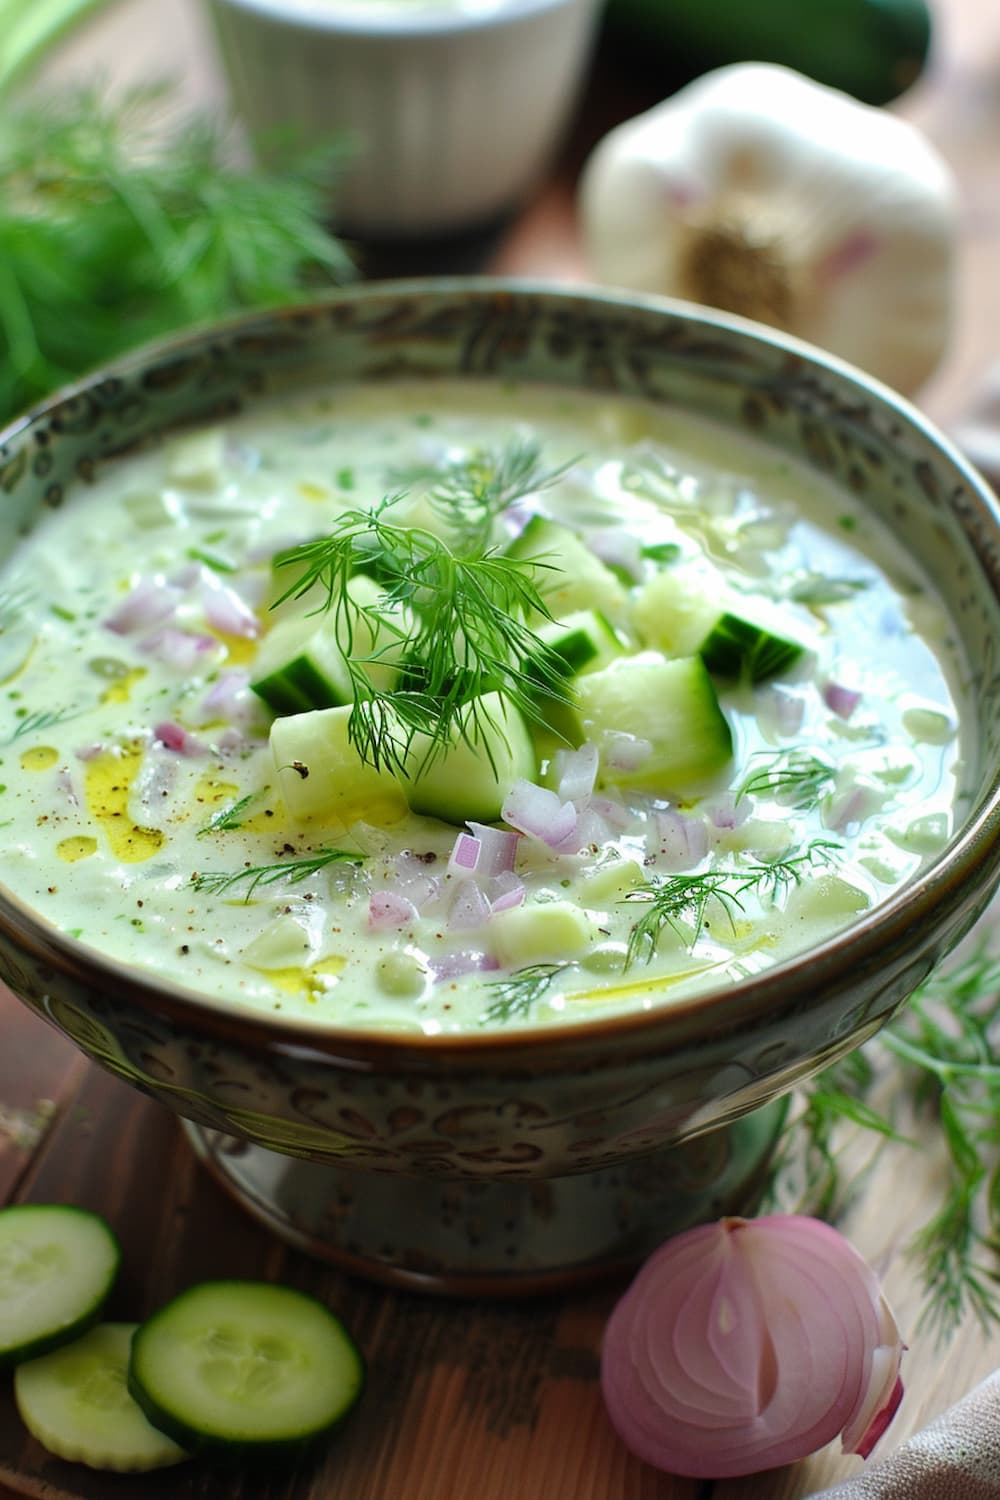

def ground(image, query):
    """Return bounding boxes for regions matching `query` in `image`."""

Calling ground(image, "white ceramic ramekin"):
[203,0,602,240]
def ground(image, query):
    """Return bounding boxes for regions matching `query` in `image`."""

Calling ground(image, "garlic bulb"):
[578,63,958,394]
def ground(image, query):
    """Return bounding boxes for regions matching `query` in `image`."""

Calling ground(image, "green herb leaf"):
[478,963,564,1025]
[190,846,364,901]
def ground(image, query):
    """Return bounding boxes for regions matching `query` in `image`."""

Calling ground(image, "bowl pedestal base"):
[183,1098,786,1297]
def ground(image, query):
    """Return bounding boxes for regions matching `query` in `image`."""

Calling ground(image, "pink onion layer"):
[601,1214,904,1479]
[501,779,578,851]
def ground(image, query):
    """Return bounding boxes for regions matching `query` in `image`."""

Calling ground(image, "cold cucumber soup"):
[0,381,966,1034]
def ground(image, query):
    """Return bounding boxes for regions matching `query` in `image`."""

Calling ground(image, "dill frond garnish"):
[478,963,565,1025]
[737,748,837,810]
[270,495,569,773]
[4,707,79,743]
[405,438,572,554]
[623,839,842,967]
[190,846,364,901]
[196,792,260,837]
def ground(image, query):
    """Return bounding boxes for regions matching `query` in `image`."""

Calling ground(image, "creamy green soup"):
[0,382,965,1033]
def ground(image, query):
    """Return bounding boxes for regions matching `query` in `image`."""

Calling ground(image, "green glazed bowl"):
[1,280,999,1294]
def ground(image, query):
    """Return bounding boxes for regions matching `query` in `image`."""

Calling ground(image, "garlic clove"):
[578,63,959,395]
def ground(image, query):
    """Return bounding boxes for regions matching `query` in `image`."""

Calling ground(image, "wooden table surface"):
[3,0,1000,1495]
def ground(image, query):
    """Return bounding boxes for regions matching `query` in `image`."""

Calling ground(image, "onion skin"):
[600,1214,905,1479]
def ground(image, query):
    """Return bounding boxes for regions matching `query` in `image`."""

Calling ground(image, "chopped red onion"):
[591,793,633,832]
[489,872,526,912]
[501,779,578,851]
[447,879,493,930]
[823,780,882,834]
[429,950,501,982]
[554,742,599,804]
[200,669,252,723]
[368,891,419,930]
[140,628,219,673]
[153,721,206,756]
[823,679,862,719]
[200,572,260,639]
[756,683,806,739]
[74,742,106,762]
[654,808,709,869]
[104,578,183,635]
[573,807,615,848]
[392,873,440,911]
[602,731,654,772]
[55,766,79,806]
[448,832,482,876]
[465,822,521,876]
[705,792,751,831]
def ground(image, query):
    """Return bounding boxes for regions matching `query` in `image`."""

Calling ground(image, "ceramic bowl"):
[203,0,602,240]
[2,281,1000,1294]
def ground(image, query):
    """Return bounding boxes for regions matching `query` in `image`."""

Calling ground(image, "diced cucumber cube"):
[400,692,536,825]
[507,516,626,620]
[700,612,804,682]
[271,706,406,826]
[164,429,226,489]
[576,653,732,792]
[631,564,727,656]
[490,901,598,966]
[530,610,627,680]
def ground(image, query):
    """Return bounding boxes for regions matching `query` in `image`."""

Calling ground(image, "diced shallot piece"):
[200,669,253,723]
[602,731,654,772]
[823,679,862,719]
[104,578,183,635]
[429,951,501,982]
[448,880,493,930]
[153,721,206,756]
[368,891,419,930]
[655,808,709,869]
[465,822,521,876]
[501,780,578,851]
[448,833,482,876]
[200,571,260,639]
[756,682,806,739]
[139,628,219,672]
[489,872,526,912]
[554,742,600,805]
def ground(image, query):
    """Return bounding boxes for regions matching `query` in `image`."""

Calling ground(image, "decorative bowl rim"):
[2,276,1000,1066]
[204,0,594,42]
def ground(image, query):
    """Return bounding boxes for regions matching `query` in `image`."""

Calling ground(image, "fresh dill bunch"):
[478,963,564,1025]
[190,846,364,901]
[766,942,1000,1344]
[403,438,572,555]
[271,496,568,772]
[737,748,837,811]
[0,84,355,422]
[623,839,842,967]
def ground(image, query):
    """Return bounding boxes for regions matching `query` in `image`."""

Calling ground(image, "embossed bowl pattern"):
[2,280,1000,1186]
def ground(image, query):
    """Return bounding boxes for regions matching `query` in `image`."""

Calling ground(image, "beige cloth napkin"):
[808,1370,1000,1497]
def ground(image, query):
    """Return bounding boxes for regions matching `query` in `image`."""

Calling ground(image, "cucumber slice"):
[529,609,627,680]
[0,1204,121,1369]
[507,516,626,620]
[128,1281,364,1458]
[576,653,733,791]
[699,611,804,682]
[270,704,407,826]
[400,692,537,824]
[14,1323,189,1472]
[252,575,409,714]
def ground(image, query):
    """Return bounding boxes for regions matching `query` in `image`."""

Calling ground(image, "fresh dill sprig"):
[0,84,354,422]
[196,792,259,837]
[401,438,572,554]
[270,496,568,772]
[190,846,364,901]
[4,707,79,743]
[623,840,842,967]
[767,943,1000,1344]
[478,963,564,1025]
[737,748,837,811]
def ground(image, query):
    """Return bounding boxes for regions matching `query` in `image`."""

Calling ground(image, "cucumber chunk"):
[128,1281,365,1459]
[15,1323,189,1472]
[699,610,804,682]
[252,575,409,714]
[271,704,407,827]
[0,1204,121,1369]
[400,692,537,824]
[576,653,733,791]
[529,609,627,679]
[507,515,626,620]
[631,565,804,681]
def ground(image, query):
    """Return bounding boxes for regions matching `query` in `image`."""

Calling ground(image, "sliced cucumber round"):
[0,1203,121,1368]
[128,1280,365,1458]
[15,1322,190,1472]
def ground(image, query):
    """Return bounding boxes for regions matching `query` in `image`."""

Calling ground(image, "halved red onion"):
[602,731,653,773]
[501,779,578,851]
[654,808,709,869]
[601,1214,904,1480]
[823,679,863,720]
[465,822,520,877]
[104,578,183,635]
[368,891,419,930]
[153,721,206,756]
[554,742,599,805]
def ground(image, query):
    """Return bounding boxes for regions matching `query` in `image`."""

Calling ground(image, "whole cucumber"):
[600,0,932,105]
